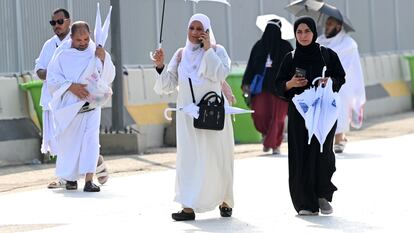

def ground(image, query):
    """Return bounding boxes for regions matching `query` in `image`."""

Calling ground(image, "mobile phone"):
[295,67,306,78]
[200,29,209,48]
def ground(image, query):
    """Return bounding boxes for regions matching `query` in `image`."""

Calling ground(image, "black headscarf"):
[293,17,320,63]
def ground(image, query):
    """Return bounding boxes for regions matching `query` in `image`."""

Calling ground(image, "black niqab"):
[242,19,293,94]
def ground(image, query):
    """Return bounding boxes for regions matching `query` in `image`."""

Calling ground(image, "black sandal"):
[219,206,232,217]
[65,181,77,190]
[83,181,100,192]
[171,210,195,221]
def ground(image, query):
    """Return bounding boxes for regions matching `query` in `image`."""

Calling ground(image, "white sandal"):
[96,155,109,185]
[47,179,66,189]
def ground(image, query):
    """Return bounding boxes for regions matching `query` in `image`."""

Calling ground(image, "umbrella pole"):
[159,0,166,47]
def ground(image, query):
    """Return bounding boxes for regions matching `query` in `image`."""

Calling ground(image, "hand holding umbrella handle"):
[151,46,165,69]
[150,43,163,62]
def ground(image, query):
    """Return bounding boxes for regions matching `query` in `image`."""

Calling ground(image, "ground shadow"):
[335,153,382,160]
[182,217,261,233]
[296,215,380,232]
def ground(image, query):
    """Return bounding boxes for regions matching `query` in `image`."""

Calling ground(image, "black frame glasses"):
[49,18,68,26]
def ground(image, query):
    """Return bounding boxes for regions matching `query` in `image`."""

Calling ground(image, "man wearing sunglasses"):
[34,8,71,189]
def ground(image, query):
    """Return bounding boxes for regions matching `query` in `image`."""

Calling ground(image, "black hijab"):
[293,17,320,63]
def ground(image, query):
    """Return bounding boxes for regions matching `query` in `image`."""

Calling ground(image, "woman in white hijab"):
[152,13,234,221]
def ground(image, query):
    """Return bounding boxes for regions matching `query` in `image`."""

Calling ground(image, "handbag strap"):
[188,78,196,104]
[188,77,224,105]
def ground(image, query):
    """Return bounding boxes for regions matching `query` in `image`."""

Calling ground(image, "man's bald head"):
[70,21,90,51]
[71,21,90,36]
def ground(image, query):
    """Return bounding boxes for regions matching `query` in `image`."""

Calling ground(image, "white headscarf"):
[178,13,216,86]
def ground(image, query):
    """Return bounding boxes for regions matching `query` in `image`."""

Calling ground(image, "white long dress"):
[154,45,235,213]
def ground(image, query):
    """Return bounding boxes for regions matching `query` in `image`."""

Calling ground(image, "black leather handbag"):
[188,78,225,131]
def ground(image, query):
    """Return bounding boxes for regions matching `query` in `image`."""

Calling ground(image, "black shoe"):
[219,206,232,217]
[83,181,100,192]
[65,181,77,190]
[171,210,195,221]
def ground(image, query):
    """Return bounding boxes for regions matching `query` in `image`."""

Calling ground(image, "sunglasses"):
[49,18,68,26]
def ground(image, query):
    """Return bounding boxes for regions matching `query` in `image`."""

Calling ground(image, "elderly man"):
[317,16,366,153]
[35,8,71,189]
[47,21,115,192]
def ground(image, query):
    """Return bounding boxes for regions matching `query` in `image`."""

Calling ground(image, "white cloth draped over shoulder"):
[47,39,115,136]
[154,13,234,213]
[317,30,366,132]
[35,34,70,154]
[46,39,115,181]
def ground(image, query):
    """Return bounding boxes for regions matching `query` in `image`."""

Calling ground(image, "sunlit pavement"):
[0,134,413,233]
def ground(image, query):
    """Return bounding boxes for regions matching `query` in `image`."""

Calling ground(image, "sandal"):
[65,181,78,190]
[96,155,109,185]
[219,205,232,217]
[334,140,347,153]
[47,179,66,189]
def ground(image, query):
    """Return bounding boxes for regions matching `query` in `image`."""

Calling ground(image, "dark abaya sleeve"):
[242,42,260,87]
[275,52,295,100]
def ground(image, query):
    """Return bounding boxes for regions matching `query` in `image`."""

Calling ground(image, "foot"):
[171,210,195,221]
[219,205,232,217]
[96,155,109,185]
[318,198,333,215]
[47,179,66,189]
[83,181,100,192]
[334,135,347,153]
[272,147,281,155]
[263,146,270,153]
[334,142,345,153]
[298,210,319,216]
[65,181,77,190]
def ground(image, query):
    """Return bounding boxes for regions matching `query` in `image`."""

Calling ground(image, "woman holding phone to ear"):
[275,17,345,216]
[152,13,234,221]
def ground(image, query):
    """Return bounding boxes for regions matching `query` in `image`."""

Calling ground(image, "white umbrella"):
[163,104,253,121]
[186,0,230,6]
[256,14,295,40]
[293,66,341,152]
[224,106,254,115]
[292,86,321,144]
[164,103,200,121]
[313,78,340,152]
[94,3,112,47]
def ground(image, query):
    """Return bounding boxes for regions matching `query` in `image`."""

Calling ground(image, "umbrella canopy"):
[314,78,340,152]
[186,0,230,6]
[292,87,322,144]
[256,14,295,40]
[285,0,355,32]
[94,3,112,47]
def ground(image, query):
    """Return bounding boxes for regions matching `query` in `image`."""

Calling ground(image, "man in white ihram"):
[35,8,71,189]
[47,21,115,192]
[317,16,366,153]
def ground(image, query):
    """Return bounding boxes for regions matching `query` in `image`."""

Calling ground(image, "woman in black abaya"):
[275,17,345,215]
[242,19,293,154]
